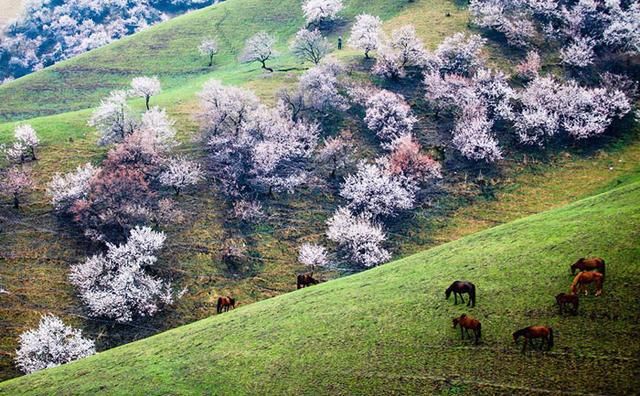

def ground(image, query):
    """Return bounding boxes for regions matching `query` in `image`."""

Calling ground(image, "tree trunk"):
[13,194,19,209]
[145,96,150,111]
[31,146,37,161]
[209,54,214,67]
[261,60,274,73]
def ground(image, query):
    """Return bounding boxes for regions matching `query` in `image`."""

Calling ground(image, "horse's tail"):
[547,327,554,349]
[470,285,476,307]
[216,297,222,313]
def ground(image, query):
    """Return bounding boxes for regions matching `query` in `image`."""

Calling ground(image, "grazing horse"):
[513,326,554,352]
[571,271,604,296]
[297,273,319,289]
[216,296,236,314]
[452,314,482,344]
[445,281,476,307]
[555,293,579,315]
[571,257,605,278]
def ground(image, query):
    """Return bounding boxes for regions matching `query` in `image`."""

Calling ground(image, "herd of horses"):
[212,273,321,314]
[446,257,605,351]
[214,257,605,353]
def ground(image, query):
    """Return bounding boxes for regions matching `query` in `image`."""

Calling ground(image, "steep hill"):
[1,175,638,395]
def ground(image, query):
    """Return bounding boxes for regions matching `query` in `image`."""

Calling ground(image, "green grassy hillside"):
[1,176,638,395]
[0,0,467,122]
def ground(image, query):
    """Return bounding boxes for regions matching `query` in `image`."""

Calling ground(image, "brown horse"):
[555,293,579,315]
[571,271,604,296]
[452,314,482,344]
[216,296,236,314]
[297,273,319,289]
[571,257,605,278]
[445,281,476,307]
[513,326,554,352]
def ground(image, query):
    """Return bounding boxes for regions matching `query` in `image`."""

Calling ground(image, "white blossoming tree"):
[340,162,416,218]
[0,166,34,209]
[326,207,390,267]
[198,79,260,139]
[291,28,331,65]
[560,37,595,68]
[139,107,177,151]
[47,163,100,211]
[373,25,428,79]
[298,243,329,272]
[69,226,175,323]
[302,0,344,27]
[130,76,161,110]
[6,124,40,162]
[198,37,218,67]
[240,32,278,72]
[160,157,204,196]
[89,90,138,146]
[436,32,486,76]
[15,314,95,374]
[316,133,356,178]
[364,90,417,149]
[249,107,320,194]
[348,14,383,59]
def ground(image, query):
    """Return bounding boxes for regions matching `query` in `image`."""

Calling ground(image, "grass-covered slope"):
[2,177,638,395]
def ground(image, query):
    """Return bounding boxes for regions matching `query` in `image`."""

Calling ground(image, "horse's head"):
[452,318,459,328]
[570,258,584,274]
[512,330,521,342]
[445,287,451,300]
[311,277,320,285]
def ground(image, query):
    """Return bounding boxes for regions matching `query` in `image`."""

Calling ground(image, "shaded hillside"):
[1,175,639,395]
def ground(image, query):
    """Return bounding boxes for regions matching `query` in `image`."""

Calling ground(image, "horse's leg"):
[460,293,465,304]
[522,338,528,353]
[454,293,458,305]
[460,326,465,340]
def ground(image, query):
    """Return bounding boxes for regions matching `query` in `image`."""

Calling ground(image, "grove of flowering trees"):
[15,315,95,374]
[469,0,640,60]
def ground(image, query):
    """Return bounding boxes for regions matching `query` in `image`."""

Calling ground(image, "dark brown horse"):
[513,326,554,352]
[571,257,605,278]
[571,271,604,296]
[452,314,482,344]
[555,293,579,315]
[297,273,319,289]
[216,296,236,314]
[445,281,476,307]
